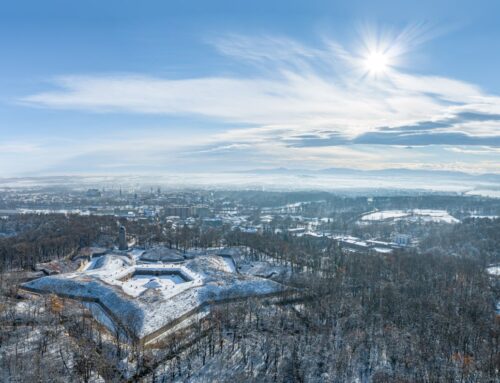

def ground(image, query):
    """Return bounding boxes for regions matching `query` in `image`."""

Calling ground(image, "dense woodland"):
[0,214,114,271]
[421,218,500,264]
[0,214,215,272]
[1,195,500,382]
[178,251,499,382]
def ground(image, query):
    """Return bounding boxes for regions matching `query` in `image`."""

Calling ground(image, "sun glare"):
[364,51,389,74]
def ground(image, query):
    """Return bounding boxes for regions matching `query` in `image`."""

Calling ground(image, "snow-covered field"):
[360,209,459,223]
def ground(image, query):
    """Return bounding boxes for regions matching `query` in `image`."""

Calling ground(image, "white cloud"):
[23,43,500,137]
[210,34,320,67]
[0,142,42,153]
[446,146,500,154]
[16,31,500,174]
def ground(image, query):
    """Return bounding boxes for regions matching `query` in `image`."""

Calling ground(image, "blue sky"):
[1,0,500,176]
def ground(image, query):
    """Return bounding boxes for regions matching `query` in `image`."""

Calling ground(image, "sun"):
[364,51,390,74]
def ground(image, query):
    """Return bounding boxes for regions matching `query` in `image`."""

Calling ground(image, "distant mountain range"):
[238,167,500,182]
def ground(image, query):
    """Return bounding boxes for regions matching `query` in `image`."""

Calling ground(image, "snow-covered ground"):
[372,247,393,254]
[220,256,237,273]
[238,261,290,279]
[360,209,459,223]
[486,266,500,276]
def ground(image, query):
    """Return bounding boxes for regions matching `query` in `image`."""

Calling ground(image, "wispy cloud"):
[18,29,500,174]
[446,146,500,154]
[210,34,320,69]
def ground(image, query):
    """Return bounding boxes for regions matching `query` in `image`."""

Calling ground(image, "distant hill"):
[240,167,500,182]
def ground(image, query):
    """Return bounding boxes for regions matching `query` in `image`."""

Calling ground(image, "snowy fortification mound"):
[22,247,288,343]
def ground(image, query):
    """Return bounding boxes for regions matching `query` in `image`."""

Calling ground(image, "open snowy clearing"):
[360,209,460,223]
